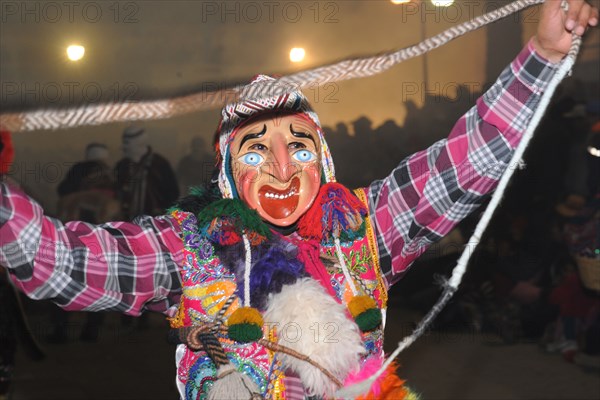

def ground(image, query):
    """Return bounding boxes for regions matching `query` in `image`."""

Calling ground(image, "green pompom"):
[228,323,263,343]
[354,308,382,332]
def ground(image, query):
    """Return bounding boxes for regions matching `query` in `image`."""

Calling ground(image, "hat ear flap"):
[219,146,238,199]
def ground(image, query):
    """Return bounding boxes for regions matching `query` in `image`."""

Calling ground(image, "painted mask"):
[230,113,322,226]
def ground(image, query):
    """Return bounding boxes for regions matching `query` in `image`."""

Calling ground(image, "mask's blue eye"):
[240,152,264,166]
[292,150,316,163]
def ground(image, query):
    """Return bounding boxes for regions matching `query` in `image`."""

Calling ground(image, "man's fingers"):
[565,0,585,31]
[575,4,592,35]
[589,6,599,26]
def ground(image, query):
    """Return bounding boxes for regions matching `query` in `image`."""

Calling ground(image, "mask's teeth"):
[265,188,298,199]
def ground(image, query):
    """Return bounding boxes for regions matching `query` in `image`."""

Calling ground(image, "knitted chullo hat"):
[217,75,336,199]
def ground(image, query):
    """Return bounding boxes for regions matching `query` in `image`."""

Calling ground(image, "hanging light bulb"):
[66,45,85,61]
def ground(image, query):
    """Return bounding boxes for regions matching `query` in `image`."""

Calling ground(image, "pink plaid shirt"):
[1,40,557,316]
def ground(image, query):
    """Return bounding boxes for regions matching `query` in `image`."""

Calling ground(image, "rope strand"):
[0,0,545,133]
[242,234,252,307]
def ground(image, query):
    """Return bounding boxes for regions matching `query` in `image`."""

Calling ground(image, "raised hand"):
[533,0,599,62]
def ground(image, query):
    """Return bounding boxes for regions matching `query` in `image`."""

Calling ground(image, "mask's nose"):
[269,136,296,183]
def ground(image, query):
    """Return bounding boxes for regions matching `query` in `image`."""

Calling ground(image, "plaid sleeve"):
[367,39,558,287]
[0,181,184,315]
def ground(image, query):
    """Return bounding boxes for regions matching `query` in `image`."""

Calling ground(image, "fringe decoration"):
[263,278,365,398]
[196,198,271,246]
[298,183,367,243]
[249,246,305,309]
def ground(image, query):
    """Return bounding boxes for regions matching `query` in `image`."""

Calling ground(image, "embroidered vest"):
[169,196,388,399]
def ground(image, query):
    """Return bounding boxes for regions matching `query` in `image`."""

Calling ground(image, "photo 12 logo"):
[199,1,339,24]
[1,81,139,104]
[401,81,482,104]
[399,1,525,24]
[1,1,140,23]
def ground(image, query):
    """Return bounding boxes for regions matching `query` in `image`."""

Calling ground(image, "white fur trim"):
[263,278,365,398]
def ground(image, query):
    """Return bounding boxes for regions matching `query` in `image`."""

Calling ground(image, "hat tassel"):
[208,364,262,400]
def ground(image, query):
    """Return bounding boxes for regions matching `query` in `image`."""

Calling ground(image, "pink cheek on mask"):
[234,167,260,201]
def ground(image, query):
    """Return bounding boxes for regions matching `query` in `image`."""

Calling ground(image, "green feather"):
[197,199,271,239]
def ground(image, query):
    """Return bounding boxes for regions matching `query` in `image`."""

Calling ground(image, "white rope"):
[242,234,252,308]
[336,32,582,399]
[334,237,359,296]
[0,0,545,132]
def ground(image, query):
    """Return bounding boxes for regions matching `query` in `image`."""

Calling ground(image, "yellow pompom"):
[348,295,377,318]
[227,306,264,326]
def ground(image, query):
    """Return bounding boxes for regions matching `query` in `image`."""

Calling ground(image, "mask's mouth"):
[258,177,300,219]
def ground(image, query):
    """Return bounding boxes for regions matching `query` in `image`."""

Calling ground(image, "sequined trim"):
[354,188,388,307]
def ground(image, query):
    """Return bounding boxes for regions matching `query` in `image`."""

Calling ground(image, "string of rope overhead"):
[0,0,546,133]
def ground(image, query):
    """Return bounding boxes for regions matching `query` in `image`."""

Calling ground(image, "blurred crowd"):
[394,95,600,372]
[0,126,213,398]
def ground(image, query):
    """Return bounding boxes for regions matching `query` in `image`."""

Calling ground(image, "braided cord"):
[198,332,231,367]
[213,293,238,333]
[242,234,252,307]
[1,0,544,133]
